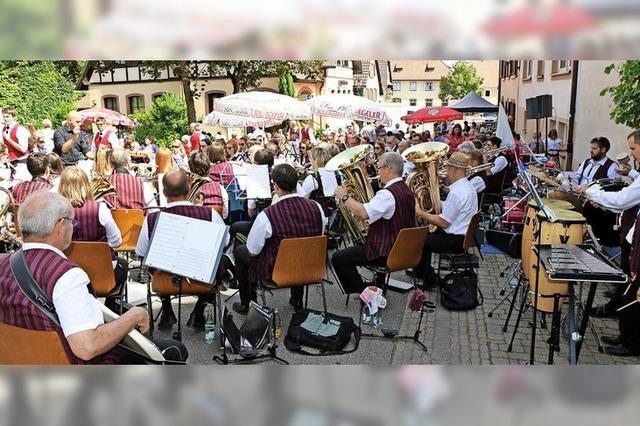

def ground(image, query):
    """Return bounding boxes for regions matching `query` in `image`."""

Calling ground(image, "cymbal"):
[527,166,560,187]
[528,198,575,210]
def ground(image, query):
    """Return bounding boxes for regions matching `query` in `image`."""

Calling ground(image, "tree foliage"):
[600,61,640,129]
[129,93,188,149]
[438,61,484,101]
[0,60,79,126]
[278,72,296,97]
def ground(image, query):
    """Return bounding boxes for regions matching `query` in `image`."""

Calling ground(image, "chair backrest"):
[152,271,214,296]
[13,204,22,239]
[212,205,223,216]
[271,236,327,288]
[111,209,144,252]
[64,242,115,297]
[0,322,70,365]
[463,213,481,251]
[386,227,429,272]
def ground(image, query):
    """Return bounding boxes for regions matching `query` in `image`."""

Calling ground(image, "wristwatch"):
[341,194,350,203]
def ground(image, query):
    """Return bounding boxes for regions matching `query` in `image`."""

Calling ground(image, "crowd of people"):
[1,103,640,364]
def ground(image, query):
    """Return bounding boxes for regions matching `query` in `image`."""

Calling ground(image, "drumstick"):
[616,299,639,312]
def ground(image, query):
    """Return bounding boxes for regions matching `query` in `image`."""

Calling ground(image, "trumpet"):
[466,163,493,176]
[482,145,511,157]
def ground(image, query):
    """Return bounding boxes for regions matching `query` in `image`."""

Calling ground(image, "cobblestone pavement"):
[145,252,640,365]
[393,253,640,365]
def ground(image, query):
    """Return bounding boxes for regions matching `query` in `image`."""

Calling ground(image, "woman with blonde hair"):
[93,146,113,177]
[58,166,126,311]
[300,146,337,215]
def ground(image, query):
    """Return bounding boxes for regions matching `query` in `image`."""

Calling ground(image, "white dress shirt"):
[301,173,318,198]
[630,169,639,181]
[574,156,619,185]
[363,177,403,224]
[490,155,508,175]
[247,194,326,256]
[22,242,104,337]
[586,172,640,244]
[546,138,562,155]
[42,128,55,153]
[97,202,122,249]
[135,200,227,257]
[440,177,478,235]
[469,176,486,193]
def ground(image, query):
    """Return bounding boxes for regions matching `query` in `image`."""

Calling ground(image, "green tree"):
[0,60,80,126]
[129,93,188,149]
[600,61,640,129]
[438,61,484,102]
[278,72,295,97]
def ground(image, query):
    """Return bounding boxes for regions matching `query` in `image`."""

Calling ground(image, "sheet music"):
[232,163,249,190]
[319,169,338,197]
[144,212,228,284]
[244,164,271,199]
[157,173,167,207]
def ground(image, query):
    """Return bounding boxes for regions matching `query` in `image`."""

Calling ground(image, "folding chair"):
[112,208,145,303]
[151,271,218,342]
[64,242,121,300]
[0,322,70,365]
[258,235,329,313]
[437,213,482,276]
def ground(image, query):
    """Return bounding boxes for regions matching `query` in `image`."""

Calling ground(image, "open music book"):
[232,163,271,199]
[319,168,338,197]
[144,212,228,284]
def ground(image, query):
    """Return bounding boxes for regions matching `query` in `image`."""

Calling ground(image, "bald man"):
[53,111,94,166]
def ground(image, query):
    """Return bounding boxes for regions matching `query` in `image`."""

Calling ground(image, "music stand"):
[144,212,228,342]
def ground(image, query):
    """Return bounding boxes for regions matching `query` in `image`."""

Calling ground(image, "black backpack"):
[284,309,360,356]
[440,269,483,311]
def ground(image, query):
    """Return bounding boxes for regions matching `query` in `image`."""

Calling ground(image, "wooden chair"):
[212,205,223,217]
[259,235,328,313]
[151,271,217,340]
[111,209,144,252]
[436,213,482,276]
[365,227,429,296]
[64,242,118,298]
[0,322,70,365]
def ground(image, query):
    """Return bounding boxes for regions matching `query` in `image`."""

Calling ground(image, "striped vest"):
[248,197,323,282]
[0,249,124,364]
[209,162,234,185]
[12,179,51,204]
[196,180,224,208]
[105,170,145,209]
[92,130,113,150]
[73,201,107,242]
[3,125,25,161]
[365,180,416,261]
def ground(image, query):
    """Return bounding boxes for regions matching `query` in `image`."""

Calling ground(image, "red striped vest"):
[248,196,323,282]
[11,179,51,204]
[0,249,124,364]
[105,171,145,209]
[196,180,224,208]
[92,130,113,150]
[209,162,234,185]
[3,125,26,161]
[365,180,416,261]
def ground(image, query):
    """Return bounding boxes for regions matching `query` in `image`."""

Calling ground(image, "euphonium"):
[325,144,375,246]
[90,172,117,206]
[403,142,449,233]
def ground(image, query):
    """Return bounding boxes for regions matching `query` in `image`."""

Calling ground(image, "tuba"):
[403,142,448,233]
[90,172,117,207]
[325,144,375,246]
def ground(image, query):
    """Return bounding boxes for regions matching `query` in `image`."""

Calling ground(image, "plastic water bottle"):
[362,305,372,325]
[372,310,383,329]
[204,308,215,344]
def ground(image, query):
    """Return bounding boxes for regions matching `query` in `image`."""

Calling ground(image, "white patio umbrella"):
[203,110,283,128]
[212,91,312,122]
[305,94,392,126]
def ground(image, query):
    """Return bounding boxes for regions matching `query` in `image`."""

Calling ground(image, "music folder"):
[143,212,229,284]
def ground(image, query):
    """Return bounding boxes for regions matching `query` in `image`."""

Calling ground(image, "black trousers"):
[604,240,631,310]
[331,245,387,295]
[234,243,303,307]
[104,257,128,312]
[618,277,640,352]
[417,229,465,277]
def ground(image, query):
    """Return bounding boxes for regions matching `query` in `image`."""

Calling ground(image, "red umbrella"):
[79,107,136,129]
[401,106,463,125]
[484,6,598,39]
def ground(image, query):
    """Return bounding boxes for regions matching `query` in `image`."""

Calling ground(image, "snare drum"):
[527,209,586,313]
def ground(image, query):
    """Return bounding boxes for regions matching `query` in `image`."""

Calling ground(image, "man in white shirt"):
[0,191,186,363]
[572,136,619,185]
[546,128,563,159]
[232,164,326,314]
[485,136,509,194]
[91,117,121,152]
[413,152,478,288]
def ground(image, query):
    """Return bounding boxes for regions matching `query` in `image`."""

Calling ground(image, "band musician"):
[104,149,157,210]
[11,153,52,204]
[331,152,416,295]
[412,152,478,288]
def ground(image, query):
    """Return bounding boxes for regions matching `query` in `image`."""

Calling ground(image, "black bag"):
[284,309,360,356]
[440,269,483,311]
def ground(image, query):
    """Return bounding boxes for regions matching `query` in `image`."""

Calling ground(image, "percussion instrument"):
[527,166,561,188]
[501,196,526,232]
[526,209,586,313]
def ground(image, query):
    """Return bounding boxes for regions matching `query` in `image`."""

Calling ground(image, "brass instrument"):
[482,145,511,157]
[403,142,449,233]
[0,187,20,250]
[325,144,375,245]
[90,173,117,207]
[186,171,210,206]
[466,163,493,176]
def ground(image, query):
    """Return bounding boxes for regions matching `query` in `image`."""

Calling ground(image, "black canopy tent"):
[449,91,499,113]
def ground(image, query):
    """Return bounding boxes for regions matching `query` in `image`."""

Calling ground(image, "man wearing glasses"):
[0,191,187,363]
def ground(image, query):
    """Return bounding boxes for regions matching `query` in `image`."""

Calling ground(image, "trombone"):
[466,163,493,176]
